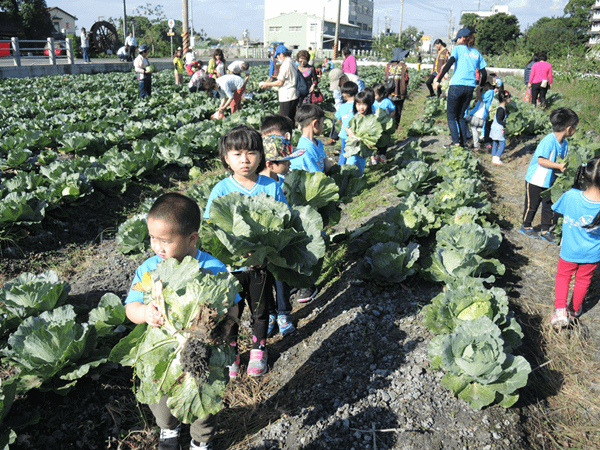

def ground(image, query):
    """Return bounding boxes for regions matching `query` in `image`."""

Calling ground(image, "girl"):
[373,84,395,164]
[345,89,375,173]
[550,158,600,329]
[207,48,226,78]
[173,49,184,85]
[204,125,288,377]
[490,90,511,165]
[465,81,494,151]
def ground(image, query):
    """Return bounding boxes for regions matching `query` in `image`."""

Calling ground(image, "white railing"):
[0,37,74,67]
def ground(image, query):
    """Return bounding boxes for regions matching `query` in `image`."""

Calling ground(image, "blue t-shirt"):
[335,101,354,139]
[204,174,288,219]
[525,133,569,188]
[290,135,327,173]
[450,45,487,87]
[374,98,395,115]
[552,189,600,263]
[125,249,239,304]
[465,89,494,121]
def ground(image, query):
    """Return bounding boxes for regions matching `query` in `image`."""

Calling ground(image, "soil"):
[3,83,600,450]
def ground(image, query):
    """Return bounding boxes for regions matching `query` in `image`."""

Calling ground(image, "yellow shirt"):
[173,57,184,74]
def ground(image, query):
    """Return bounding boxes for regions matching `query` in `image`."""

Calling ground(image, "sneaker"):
[540,232,556,244]
[228,354,240,380]
[492,156,503,165]
[190,440,212,450]
[519,226,538,239]
[378,154,388,163]
[267,314,276,337]
[370,156,378,166]
[296,287,318,303]
[277,314,296,336]
[568,304,582,318]
[443,143,459,149]
[159,425,180,450]
[550,308,569,329]
[247,348,268,377]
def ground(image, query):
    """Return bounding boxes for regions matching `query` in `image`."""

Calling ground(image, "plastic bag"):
[523,88,532,102]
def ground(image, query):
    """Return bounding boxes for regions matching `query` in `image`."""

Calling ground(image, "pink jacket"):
[342,54,357,75]
[529,61,553,85]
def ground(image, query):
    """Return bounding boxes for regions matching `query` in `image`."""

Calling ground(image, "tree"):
[399,26,424,51]
[373,26,424,60]
[460,13,481,32]
[526,16,588,58]
[564,0,594,29]
[476,13,520,56]
[0,0,53,39]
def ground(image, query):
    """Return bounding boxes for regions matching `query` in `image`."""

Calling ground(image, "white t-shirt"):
[216,74,245,98]
[277,57,298,102]
[185,51,196,65]
[228,60,246,74]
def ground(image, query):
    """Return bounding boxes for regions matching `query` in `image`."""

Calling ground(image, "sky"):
[54,0,570,43]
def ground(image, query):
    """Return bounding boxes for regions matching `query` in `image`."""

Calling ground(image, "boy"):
[260,114,305,335]
[521,108,579,243]
[125,193,236,450]
[334,81,359,166]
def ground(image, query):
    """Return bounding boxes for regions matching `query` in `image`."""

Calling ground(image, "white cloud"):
[508,0,530,9]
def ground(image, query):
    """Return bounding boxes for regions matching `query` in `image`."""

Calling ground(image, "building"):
[47,7,77,36]
[589,0,600,46]
[459,4,511,23]
[263,0,374,50]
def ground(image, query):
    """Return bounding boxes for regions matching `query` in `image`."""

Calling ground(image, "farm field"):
[1,66,600,450]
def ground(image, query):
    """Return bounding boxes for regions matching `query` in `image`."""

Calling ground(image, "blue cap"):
[275,44,290,56]
[453,28,473,42]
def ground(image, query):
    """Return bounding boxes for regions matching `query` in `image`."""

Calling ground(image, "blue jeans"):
[139,75,152,98]
[446,85,474,146]
[338,138,347,165]
[270,280,292,316]
[83,47,90,62]
[492,140,506,158]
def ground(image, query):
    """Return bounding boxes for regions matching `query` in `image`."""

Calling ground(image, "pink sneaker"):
[550,308,569,330]
[228,354,240,380]
[247,349,268,377]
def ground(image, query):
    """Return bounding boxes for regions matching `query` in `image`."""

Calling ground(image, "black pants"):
[149,396,217,444]
[391,98,405,129]
[279,98,299,123]
[523,181,556,232]
[425,72,441,97]
[228,268,275,350]
[530,82,548,107]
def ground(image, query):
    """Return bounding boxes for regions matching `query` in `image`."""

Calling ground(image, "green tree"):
[525,16,588,58]
[373,26,424,60]
[399,26,424,51]
[460,13,481,32]
[476,13,520,56]
[0,0,53,39]
[564,0,594,29]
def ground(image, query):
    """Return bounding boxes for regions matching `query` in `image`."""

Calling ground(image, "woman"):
[81,27,91,63]
[426,39,449,98]
[207,48,226,78]
[341,47,357,75]
[384,48,410,129]
[528,51,552,108]
[296,50,319,104]
[134,44,152,98]
[260,44,298,122]
[434,28,487,148]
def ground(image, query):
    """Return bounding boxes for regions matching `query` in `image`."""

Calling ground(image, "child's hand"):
[345,126,353,137]
[144,300,164,327]
[558,163,566,172]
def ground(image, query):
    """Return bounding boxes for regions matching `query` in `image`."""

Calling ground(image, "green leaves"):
[356,242,420,285]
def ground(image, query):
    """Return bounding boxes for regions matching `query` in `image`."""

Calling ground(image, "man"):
[125,32,137,61]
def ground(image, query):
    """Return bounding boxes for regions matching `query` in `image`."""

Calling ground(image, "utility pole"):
[334,0,341,58]
[399,0,404,40]
[182,0,189,55]
[123,0,127,40]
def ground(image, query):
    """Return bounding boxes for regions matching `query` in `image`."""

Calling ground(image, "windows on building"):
[269,26,281,32]
[289,26,302,32]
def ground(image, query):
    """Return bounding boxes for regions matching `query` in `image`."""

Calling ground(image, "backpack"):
[295,66,309,97]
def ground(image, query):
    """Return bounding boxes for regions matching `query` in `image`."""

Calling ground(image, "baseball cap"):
[275,44,290,56]
[263,135,305,161]
[328,68,345,91]
[453,28,473,42]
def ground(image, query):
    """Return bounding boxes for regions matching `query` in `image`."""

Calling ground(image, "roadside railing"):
[0,37,74,67]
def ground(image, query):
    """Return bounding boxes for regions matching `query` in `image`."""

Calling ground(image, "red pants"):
[554,258,598,311]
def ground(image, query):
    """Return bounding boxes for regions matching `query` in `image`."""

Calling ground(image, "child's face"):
[566,125,577,137]
[270,160,290,175]
[147,217,197,262]
[356,102,369,116]
[313,117,324,135]
[224,148,262,178]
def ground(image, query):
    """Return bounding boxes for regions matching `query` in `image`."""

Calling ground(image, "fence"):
[0,37,74,66]
[192,47,382,61]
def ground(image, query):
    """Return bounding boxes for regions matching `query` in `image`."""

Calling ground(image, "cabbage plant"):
[356,242,420,285]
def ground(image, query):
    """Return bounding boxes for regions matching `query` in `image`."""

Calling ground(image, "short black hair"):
[148,193,200,236]
[550,107,579,132]
[497,90,511,102]
[353,90,375,115]
[219,125,267,173]
[341,81,358,98]
[260,114,294,136]
[296,104,325,128]
[373,83,387,98]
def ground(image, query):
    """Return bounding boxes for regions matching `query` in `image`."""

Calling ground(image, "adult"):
[228,60,250,76]
[207,48,226,78]
[260,44,298,122]
[80,27,91,63]
[308,47,316,66]
[524,54,538,85]
[426,39,449,98]
[125,32,137,61]
[384,48,410,129]
[528,51,552,108]
[267,44,280,81]
[434,28,488,148]
[296,50,319,104]
[206,73,249,114]
[341,47,357,75]
[328,68,364,111]
[134,44,152,98]
[117,45,129,61]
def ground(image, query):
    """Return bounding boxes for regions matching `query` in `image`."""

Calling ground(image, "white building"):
[47,6,78,36]
[263,0,374,50]
[589,0,600,46]
[459,4,511,23]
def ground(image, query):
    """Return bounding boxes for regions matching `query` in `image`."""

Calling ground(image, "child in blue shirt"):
[334,81,359,166]
[290,104,334,175]
[373,84,396,165]
[521,108,579,242]
[124,192,237,450]
[204,125,288,379]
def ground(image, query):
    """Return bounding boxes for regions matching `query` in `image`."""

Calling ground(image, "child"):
[125,193,237,450]
[290,104,334,175]
[188,61,207,93]
[260,114,305,335]
[521,108,579,242]
[173,49,184,85]
[490,90,511,165]
[204,125,288,378]
[464,81,494,151]
[344,89,376,174]
[550,158,600,328]
[334,81,359,166]
[373,83,396,164]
